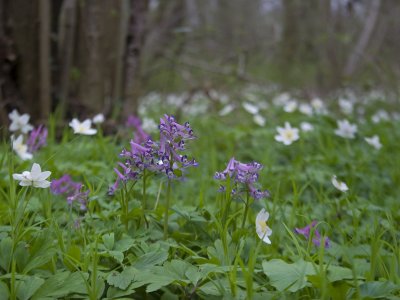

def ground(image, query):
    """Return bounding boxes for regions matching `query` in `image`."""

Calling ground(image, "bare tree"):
[344,0,381,77]
[123,0,149,116]
[39,0,51,120]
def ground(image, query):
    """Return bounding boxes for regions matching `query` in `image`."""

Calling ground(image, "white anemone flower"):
[253,114,266,127]
[300,122,314,132]
[256,208,272,244]
[69,118,97,135]
[283,100,298,113]
[371,110,390,123]
[365,135,382,150]
[242,102,259,115]
[8,109,34,134]
[12,135,33,160]
[334,119,357,139]
[92,113,105,124]
[299,103,313,116]
[274,122,300,145]
[142,117,158,133]
[13,163,51,188]
[273,93,290,107]
[331,175,349,192]
[311,98,327,114]
[338,98,354,115]
[219,104,235,116]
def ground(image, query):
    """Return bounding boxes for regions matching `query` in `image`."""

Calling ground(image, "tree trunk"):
[38,0,51,121]
[57,0,77,118]
[344,0,381,77]
[123,0,148,117]
[9,0,40,118]
[112,0,130,115]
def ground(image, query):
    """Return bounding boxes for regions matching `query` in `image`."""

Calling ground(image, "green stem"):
[142,171,147,210]
[241,191,250,229]
[164,180,172,240]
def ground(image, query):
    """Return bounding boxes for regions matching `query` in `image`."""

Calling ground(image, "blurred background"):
[1,0,399,124]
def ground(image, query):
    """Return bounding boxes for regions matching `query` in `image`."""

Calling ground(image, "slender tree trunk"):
[112,0,129,114]
[123,0,148,117]
[58,0,77,118]
[39,0,51,120]
[344,0,381,77]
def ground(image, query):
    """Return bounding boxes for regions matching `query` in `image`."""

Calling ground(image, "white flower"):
[283,100,298,113]
[338,98,354,115]
[12,135,33,160]
[142,118,158,133]
[371,110,390,123]
[300,122,314,132]
[256,208,272,244]
[8,109,34,134]
[69,118,97,135]
[311,98,327,114]
[13,163,51,188]
[334,119,357,139]
[365,135,382,150]
[274,122,300,145]
[299,103,313,116]
[273,93,290,107]
[331,175,348,192]
[92,113,105,124]
[242,102,259,115]
[253,114,266,126]
[219,104,235,116]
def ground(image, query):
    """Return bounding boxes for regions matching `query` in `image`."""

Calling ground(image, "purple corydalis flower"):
[51,175,82,195]
[109,114,197,194]
[215,157,269,200]
[126,115,151,144]
[295,221,331,248]
[51,175,88,211]
[27,125,47,153]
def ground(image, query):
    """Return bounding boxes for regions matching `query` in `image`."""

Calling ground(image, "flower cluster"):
[110,115,197,194]
[295,221,331,248]
[8,109,48,160]
[214,157,270,200]
[126,115,151,144]
[27,125,48,153]
[51,175,89,210]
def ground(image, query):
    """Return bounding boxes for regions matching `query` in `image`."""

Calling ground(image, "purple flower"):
[126,115,151,144]
[109,114,197,194]
[27,125,47,153]
[295,221,331,248]
[51,175,88,211]
[214,157,269,200]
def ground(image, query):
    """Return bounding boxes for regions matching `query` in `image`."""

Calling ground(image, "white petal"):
[30,163,42,178]
[33,180,51,188]
[37,171,51,181]
[13,173,24,180]
[19,180,33,186]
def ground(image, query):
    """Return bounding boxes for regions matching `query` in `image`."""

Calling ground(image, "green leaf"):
[63,245,82,271]
[32,271,88,299]
[0,280,10,300]
[16,276,45,300]
[22,233,56,274]
[353,281,400,299]
[262,259,316,292]
[326,265,354,282]
[107,267,136,290]
[0,237,13,271]
[114,236,135,252]
[102,233,115,250]
[132,250,169,271]
[107,250,124,263]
